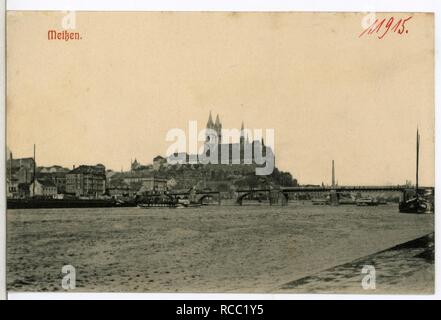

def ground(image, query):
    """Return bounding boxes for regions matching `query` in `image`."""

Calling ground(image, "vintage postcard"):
[4,10,435,296]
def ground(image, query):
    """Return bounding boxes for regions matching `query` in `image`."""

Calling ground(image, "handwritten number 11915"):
[359,16,412,39]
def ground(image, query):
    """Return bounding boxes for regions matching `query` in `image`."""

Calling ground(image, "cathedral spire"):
[240,121,245,144]
[215,114,222,143]
[207,111,214,128]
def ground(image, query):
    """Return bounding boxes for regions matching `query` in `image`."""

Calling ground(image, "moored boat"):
[312,198,328,205]
[137,202,177,208]
[399,129,427,214]
[399,196,427,214]
[356,197,378,206]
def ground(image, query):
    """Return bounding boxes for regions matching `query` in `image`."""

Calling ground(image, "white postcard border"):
[1,0,440,301]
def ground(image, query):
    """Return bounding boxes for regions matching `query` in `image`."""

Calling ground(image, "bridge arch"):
[196,194,214,204]
[236,190,289,205]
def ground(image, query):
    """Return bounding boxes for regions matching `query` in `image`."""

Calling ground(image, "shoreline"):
[279,233,434,294]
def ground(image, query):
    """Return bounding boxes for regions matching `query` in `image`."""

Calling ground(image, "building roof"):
[38,165,70,173]
[153,155,166,161]
[68,165,106,176]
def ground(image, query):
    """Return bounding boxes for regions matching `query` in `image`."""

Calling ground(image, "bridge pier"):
[269,191,288,206]
[329,190,339,206]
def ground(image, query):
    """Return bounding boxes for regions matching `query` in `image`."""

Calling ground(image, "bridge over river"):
[235,185,434,206]
[140,185,434,207]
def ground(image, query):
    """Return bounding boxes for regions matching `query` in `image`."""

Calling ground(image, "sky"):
[6,11,434,186]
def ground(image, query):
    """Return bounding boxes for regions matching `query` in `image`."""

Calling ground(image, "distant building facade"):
[6,178,19,198]
[37,166,70,194]
[6,156,35,184]
[153,156,167,171]
[66,164,106,197]
[107,184,138,198]
[137,177,168,194]
[6,154,35,198]
[30,179,57,198]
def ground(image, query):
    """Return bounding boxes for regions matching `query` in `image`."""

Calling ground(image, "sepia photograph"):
[2,7,437,299]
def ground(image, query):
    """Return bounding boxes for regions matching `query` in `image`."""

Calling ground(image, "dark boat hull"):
[399,199,427,214]
[7,198,136,209]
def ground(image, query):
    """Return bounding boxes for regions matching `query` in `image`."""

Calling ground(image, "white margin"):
[0,0,6,302]
[2,0,440,301]
[3,0,439,13]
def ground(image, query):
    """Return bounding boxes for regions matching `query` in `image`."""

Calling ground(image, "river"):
[7,203,434,293]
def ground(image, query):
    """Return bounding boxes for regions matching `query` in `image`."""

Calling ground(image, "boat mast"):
[33,144,36,197]
[416,128,419,195]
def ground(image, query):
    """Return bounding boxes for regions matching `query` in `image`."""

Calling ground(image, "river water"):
[7,203,434,293]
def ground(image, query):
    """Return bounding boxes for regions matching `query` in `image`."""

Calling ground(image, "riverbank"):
[279,233,434,294]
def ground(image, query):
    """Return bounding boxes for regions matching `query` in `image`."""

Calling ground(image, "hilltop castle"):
[130,112,275,176]
[200,111,272,166]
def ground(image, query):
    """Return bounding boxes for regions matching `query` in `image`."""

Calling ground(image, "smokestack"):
[332,160,335,187]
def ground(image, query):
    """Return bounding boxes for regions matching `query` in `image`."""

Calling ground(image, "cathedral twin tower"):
[203,111,271,167]
[205,111,248,146]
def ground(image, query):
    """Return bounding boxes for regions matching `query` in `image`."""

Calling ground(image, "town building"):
[30,179,58,198]
[137,177,168,195]
[66,164,106,197]
[6,156,35,184]
[153,155,167,171]
[123,174,154,185]
[6,177,19,198]
[107,184,138,199]
[18,183,31,198]
[37,167,70,194]
[6,154,36,198]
